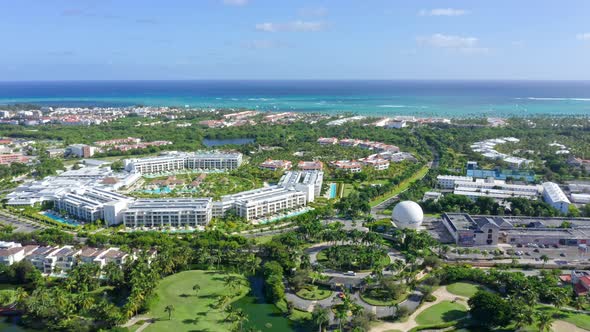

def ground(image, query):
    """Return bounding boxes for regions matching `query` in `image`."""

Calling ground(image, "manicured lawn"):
[415,301,468,326]
[446,282,486,298]
[144,270,248,332]
[342,183,355,197]
[537,306,590,330]
[369,165,429,207]
[296,286,333,300]
[360,291,408,306]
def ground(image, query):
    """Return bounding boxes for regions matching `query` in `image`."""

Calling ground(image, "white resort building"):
[124,151,243,174]
[122,198,213,229]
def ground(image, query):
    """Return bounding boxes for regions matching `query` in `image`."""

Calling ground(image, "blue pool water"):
[41,211,80,226]
[329,183,337,199]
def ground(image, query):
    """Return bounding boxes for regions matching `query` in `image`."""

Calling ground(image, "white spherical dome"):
[392,201,424,229]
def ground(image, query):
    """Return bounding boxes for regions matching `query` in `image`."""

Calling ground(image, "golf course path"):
[370,286,468,332]
[122,315,152,328]
[553,320,589,332]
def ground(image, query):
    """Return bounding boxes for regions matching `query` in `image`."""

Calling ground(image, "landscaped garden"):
[317,244,389,271]
[360,276,408,306]
[295,285,333,301]
[414,300,468,326]
[446,282,486,298]
[133,172,261,200]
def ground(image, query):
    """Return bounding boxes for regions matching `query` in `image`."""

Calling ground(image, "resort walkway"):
[370,286,468,332]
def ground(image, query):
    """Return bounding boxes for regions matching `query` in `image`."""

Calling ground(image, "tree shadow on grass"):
[442,309,468,322]
[200,294,220,299]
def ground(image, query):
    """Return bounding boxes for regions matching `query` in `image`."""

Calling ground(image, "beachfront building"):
[55,188,133,225]
[298,161,324,171]
[359,155,390,170]
[542,182,571,214]
[330,160,363,173]
[278,171,323,202]
[259,159,293,171]
[339,139,360,147]
[317,137,338,145]
[44,246,81,274]
[6,167,140,206]
[122,198,213,228]
[213,186,307,221]
[0,242,25,265]
[124,151,243,174]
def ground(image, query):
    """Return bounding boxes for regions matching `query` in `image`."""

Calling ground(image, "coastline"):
[1,80,590,118]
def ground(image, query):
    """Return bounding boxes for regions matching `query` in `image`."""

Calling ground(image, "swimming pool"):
[329,183,337,199]
[258,208,313,224]
[41,211,80,226]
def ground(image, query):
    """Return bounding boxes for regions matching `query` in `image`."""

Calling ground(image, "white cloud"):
[417,33,489,54]
[255,21,326,32]
[419,8,469,16]
[223,0,248,6]
[576,33,590,41]
[298,7,328,17]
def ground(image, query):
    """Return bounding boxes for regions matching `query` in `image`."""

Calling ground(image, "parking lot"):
[446,243,590,265]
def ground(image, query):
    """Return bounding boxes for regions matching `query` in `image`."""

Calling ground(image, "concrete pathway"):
[552,320,589,332]
[370,286,468,332]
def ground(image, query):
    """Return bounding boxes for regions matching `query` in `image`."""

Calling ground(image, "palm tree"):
[335,307,348,332]
[574,296,587,310]
[540,254,549,268]
[513,304,535,330]
[312,307,329,332]
[193,283,201,297]
[536,311,554,332]
[235,308,249,332]
[224,305,237,322]
[224,275,243,292]
[164,304,175,320]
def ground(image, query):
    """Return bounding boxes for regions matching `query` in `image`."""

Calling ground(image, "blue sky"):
[1,0,590,80]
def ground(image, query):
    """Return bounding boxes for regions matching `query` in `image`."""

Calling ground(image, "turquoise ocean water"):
[1,80,589,117]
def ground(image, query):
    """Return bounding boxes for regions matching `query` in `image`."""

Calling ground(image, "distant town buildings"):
[466,161,536,182]
[0,153,30,165]
[470,138,533,168]
[326,116,366,126]
[66,144,96,158]
[542,182,571,214]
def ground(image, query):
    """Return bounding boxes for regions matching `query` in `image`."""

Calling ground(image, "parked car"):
[344,271,356,276]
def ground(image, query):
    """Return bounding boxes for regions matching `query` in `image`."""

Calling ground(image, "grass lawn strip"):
[144,270,247,332]
[446,282,486,298]
[414,300,468,326]
[369,165,429,207]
